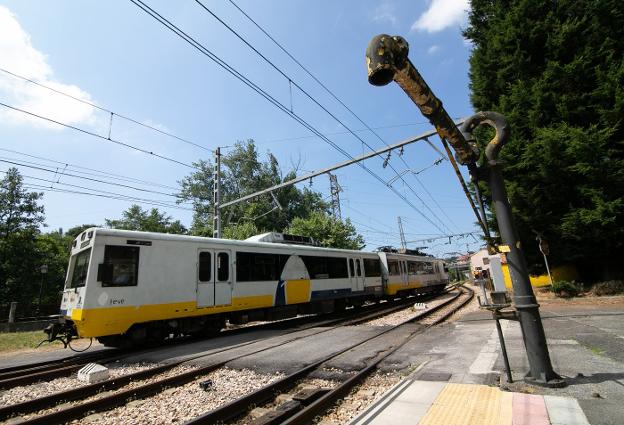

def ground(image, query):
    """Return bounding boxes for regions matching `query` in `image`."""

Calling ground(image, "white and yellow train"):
[45,229,448,347]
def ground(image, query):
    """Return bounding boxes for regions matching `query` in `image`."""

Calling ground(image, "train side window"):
[408,261,418,274]
[363,259,381,277]
[100,245,139,287]
[349,258,355,277]
[236,252,289,282]
[69,248,91,288]
[388,260,400,276]
[217,252,229,281]
[198,252,211,282]
[356,259,362,277]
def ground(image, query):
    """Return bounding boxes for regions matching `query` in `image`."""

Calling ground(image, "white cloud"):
[0,6,95,129]
[372,2,397,25]
[427,45,440,54]
[412,0,470,33]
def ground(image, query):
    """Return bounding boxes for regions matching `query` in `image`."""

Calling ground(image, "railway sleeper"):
[251,387,331,425]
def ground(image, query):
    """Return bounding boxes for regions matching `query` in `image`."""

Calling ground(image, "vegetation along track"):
[0,287,456,423]
[184,285,473,424]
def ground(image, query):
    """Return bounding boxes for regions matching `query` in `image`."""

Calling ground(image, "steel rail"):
[0,293,423,391]
[184,286,470,424]
[282,286,474,425]
[4,290,444,422]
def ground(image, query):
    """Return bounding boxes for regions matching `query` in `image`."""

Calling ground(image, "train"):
[45,228,449,347]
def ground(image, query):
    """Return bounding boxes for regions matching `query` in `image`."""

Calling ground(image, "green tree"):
[65,224,99,239]
[286,211,365,250]
[35,230,72,308]
[464,0,624,279]
[105,205,187,234]
[0,168,45,308]
[177,140,329,236]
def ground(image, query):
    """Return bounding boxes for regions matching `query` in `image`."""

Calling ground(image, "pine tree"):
[464,0,624,279]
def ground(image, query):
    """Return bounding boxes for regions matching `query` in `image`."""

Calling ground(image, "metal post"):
[463,112,563,386]
[537,236,554,286]
[213,147,222,239]
[494,314,514,383]
[8,302,17,323]
[365,34,564,386]
[37,264,48,315]
[398,217,407,250]
[328,173,342,220]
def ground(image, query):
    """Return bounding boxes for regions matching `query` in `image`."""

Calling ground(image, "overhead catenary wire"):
[1,170,193,211]
[190,0,453,235]
[223,0,458,234]
[0,147,180,191]
[256,121,432,145]
[129,0,450,235]
[0,158,190,201]
[0,66,210,152]
[22,183,194,212]
[0,101,198,170]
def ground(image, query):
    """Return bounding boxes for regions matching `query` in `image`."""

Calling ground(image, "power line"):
[0,147,179,191]
[256,121,432,145]
[0,101,197,170]
[191,0,451,234]
[0,158,189,201]
[1,170,193,211]
[224,0,456,234]
[0,66,210,152]
[129,0,449,235]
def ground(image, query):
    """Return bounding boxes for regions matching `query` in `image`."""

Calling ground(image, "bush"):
[590,281,624,296]
[551,281,582,298]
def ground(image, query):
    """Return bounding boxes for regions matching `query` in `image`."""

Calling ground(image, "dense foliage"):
[464,0,624,279]
[0,168,64,312]
[105,205,187,234]
[176,140,362,247]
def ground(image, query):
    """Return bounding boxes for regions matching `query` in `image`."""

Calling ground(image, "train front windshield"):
[67,248,91,288]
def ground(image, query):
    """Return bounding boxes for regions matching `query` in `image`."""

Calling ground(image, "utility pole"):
[397,216,407,250]
[213,147,222,239]
[366,34,563,386]
[328,173,342,220]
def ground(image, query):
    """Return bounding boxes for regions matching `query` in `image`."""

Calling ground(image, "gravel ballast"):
[72,367,284,425]
[0,362,155,407]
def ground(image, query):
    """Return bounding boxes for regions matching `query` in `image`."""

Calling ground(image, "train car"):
[46,229,383,347]
[378,251,448,296]
[45,228,448,348]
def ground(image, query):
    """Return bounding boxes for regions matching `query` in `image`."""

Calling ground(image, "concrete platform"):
[349,377,590,425]
[368,297,624,425]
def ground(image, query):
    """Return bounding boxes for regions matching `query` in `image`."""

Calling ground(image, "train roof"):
[79,228,379,257]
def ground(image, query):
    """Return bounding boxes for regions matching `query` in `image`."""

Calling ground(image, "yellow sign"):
[498,245,511,253]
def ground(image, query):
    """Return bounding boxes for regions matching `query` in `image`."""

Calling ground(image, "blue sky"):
[0,0,481,256]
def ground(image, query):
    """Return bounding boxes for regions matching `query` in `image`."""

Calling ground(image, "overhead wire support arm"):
[218,124,461,209]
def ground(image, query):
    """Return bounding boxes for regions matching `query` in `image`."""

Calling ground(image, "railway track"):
[0,287,457,423]
[0,291,440,392]
[186,285,473,425]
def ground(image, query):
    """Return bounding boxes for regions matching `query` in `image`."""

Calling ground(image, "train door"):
[197,249,232,308]
[400,260,409,286]
[197,249,214,307]
[355,257,365,292]
[349,258,365,292]
[214,250,232,306]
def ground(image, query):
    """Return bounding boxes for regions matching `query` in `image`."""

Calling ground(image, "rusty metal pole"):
[366,34,563,386]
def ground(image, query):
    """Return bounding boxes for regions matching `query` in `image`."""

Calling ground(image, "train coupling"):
[43,319,77,348]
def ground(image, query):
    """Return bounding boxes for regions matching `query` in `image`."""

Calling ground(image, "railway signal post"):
[365,34,564,386]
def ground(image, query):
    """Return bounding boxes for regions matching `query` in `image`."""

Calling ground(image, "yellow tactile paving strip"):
[419,383,512,425]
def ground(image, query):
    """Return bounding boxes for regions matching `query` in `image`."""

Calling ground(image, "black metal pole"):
[485,153,561,385]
